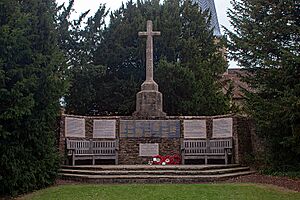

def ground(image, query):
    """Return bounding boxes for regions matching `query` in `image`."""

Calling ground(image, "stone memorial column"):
[133,20,166,118]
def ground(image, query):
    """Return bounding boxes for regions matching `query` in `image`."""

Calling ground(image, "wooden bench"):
[66,139,118,166]
[182,138,233,165]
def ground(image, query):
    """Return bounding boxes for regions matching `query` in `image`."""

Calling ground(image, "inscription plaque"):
[93,120,116,138]
[139,143,159,157]
[184,120,207,139]
[212,118,233,138]
[120,120,180,138]
[65,117,85,138]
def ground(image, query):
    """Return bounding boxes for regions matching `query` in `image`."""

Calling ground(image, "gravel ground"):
[226,174,300,192]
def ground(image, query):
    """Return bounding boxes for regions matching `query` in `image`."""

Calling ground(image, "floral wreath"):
[152,154,181,165]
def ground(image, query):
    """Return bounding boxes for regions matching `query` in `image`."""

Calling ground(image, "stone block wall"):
[235,117,252,165]
[59,114,256,165]
[118,138,181,165]
[236,117,266,166]
[59,115,119,163]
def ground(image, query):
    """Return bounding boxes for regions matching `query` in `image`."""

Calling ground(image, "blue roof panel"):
[194,0,222,36]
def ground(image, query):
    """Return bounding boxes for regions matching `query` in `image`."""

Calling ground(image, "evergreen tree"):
[226,0,300,169]
[172,0,228,115]
[0,0,67,195]
[56,1,110,115]
[156,59,198,115]
[67,0,229,116]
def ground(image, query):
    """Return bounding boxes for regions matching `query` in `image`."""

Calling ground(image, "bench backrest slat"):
[93,141,116,155]
[66,139,116,155]
[184,140,207,155]
[208,138,232,154]
[183,138,232,155]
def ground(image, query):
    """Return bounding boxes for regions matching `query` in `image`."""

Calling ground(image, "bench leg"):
[205,156,208,165]
[181,151,185,165]
[66,156,69,165]
[92,156,95,165]
[225,153,228,165]
[71,152,75,166]
[115,152,119,165]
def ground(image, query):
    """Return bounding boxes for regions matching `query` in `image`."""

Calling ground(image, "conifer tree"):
[66,0,229,116]
[226,0,300,169]
[57,1,109,115]
[0,0,67,195]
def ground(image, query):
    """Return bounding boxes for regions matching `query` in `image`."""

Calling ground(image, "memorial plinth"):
[133,20,166,118]
[134,82,166,118]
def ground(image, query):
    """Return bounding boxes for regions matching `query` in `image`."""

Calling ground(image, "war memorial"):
[2,0,300,198]
[58,21,257,184]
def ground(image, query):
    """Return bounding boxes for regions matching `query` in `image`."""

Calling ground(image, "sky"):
[56,0,232,32]
[56,0,236,67]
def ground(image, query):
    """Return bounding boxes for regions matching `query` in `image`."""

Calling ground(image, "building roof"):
[220,69,253,100]
[194,0,222,36]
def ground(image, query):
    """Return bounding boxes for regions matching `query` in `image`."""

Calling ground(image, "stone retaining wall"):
[118,138,181,165]
[59,114,256,165]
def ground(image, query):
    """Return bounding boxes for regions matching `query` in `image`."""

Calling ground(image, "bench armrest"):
[67,148,76,155]
[115,140,119,151]
[224,148,232,154]
[67,148,76,152]
[180,139,185,151]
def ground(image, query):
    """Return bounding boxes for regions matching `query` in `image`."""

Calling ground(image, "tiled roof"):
[220,69,253,99]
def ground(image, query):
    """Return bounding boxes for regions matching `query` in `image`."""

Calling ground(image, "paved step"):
[59,164,254,183]
[61,164,241,171]
[59,167,250,176]
[59,171,255,183]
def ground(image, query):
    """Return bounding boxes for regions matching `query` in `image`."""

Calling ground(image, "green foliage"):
[56,1,112,115]
[156,59,229,115]
[65,65,105,115]
[0,0,67,196]
[156,59,197,115]
[57,0,108,69]
[65,0,229,116]
[226,0,300,169]
[260,168,300,179]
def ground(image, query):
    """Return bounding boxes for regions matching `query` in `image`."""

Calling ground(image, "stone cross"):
[133,20,166,118]
[138,20,161,82]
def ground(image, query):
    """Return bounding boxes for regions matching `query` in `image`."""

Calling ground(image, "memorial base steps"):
[59,165,255,183]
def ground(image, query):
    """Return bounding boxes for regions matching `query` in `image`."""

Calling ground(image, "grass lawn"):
[21,184,300,200]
